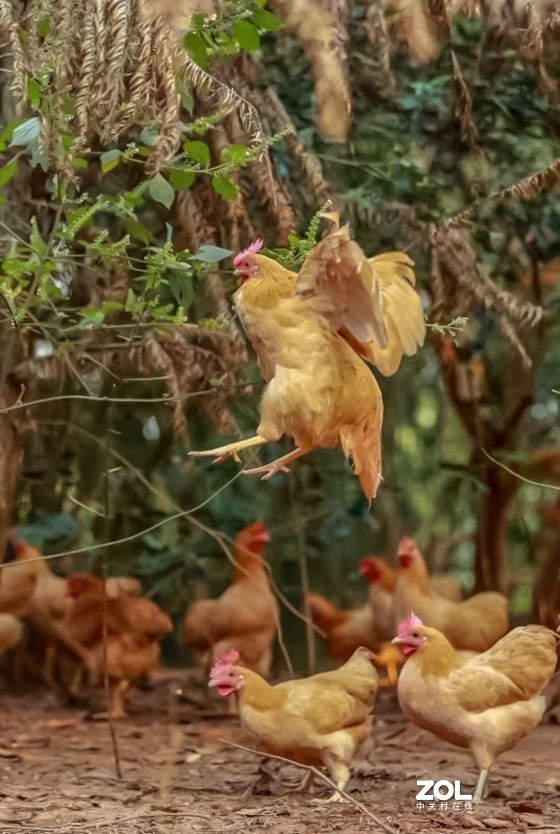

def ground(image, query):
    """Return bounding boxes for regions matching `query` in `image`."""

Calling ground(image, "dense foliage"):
[1,0,559,670]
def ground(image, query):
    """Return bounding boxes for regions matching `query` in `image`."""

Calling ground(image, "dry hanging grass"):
[271,0,351,142]
[451,50,479,147]
[0,0,265,173]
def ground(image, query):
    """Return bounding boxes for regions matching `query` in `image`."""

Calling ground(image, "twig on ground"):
[221,739,397,834]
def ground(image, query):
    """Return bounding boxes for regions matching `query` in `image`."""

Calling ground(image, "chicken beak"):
[207,678,218,688]
[391,636,404,645]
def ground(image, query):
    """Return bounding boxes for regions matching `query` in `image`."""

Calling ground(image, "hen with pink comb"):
[189,212,426,501]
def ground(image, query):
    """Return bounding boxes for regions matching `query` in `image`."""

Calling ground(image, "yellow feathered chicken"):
[190,215,425,501]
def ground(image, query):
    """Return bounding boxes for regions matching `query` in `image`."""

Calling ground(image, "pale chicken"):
[209,646,379,801]
[393,614,559,802]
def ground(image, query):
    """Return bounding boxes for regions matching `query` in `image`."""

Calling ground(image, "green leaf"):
[0,158,18,188]
[252,8,283,30]
[126,218,155,243]
[222,144,250,164]
[139,125,159,147]
[192,244,233,264]
[169,169,196,190]
[101,300,124,313]
[167,272,194,311]
[184,31,208,68]
[212,175,238,200]
[78,307,105,326]
[148,173,175,209]
[183,140,210,167]
[100,149,122,174]
[26,78,42,107]
[233,20,260,52]
[10,117,40,148]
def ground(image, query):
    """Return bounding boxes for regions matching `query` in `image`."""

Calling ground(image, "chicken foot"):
[312,756,350,804]
[284,770,315,794]
[472,768,489,804]
[243,447,308,481]
[188,435,267,464]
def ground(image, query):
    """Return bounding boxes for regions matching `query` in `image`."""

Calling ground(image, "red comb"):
[13,540,27,557]
[210,649,240,679]
[233,240,263,268]
[397,612,423,637]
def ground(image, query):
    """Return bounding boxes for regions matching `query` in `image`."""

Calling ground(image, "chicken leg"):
[188,435,267,464]
[473,769,489,804]
[286,770,315,794]
[313,755,350,803]
[243,447,308,480]
[110,679,130,719]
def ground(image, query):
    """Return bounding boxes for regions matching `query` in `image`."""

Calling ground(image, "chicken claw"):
[311,790,348,804]
[242,446,308,481]
[243,462,292,480]
[189,435,267,464]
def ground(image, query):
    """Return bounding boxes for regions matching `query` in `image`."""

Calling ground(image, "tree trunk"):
[0,376,23,559]
[473,455,520,592]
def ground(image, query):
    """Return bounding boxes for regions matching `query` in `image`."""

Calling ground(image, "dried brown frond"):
[428,224,476,321]
[173,186,218,252]
[523,0,546,55]
[144,0,216,28]
[380,0,444,62]
[141,328,242,438]
[1,0,186,168]
[264,86,331,204]
[1,0,29,111]
[142,330,189,437]
[327,0,350,66]
[451,50,479,148]
[271,0,351,142]
[498,157,560,202]
[146,22,182,174]
[426,0,448,24]
[364,2,397,97]
[183,59,266,150]
[429,223,544,364]
[498,313,532,368]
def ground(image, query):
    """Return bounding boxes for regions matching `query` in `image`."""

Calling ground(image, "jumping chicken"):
[189,215,425,501]
[393,613,559,802]
[209,645,379,801]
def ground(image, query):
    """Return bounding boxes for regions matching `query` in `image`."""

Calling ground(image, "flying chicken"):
[190,215,425,500]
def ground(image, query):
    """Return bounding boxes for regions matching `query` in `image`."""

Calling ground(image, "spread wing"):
[295,215,388,347]
[295,214,425,375]
[441,626,558,712]
[361,252,426,376]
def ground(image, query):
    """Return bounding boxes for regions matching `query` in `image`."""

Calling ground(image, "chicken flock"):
[0,219,558,807]
[0,523,558,805]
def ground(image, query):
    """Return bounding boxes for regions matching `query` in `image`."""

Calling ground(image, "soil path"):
[0,673,558,834]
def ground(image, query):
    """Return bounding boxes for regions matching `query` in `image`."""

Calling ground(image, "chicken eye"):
[411,631,420,638]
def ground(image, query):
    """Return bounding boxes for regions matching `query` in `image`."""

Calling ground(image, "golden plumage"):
[190,216,426,500]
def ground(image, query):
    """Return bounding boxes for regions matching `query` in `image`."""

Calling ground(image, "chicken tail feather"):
[340,404,383,502]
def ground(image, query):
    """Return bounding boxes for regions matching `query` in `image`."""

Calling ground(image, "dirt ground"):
[0,671,559,834]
